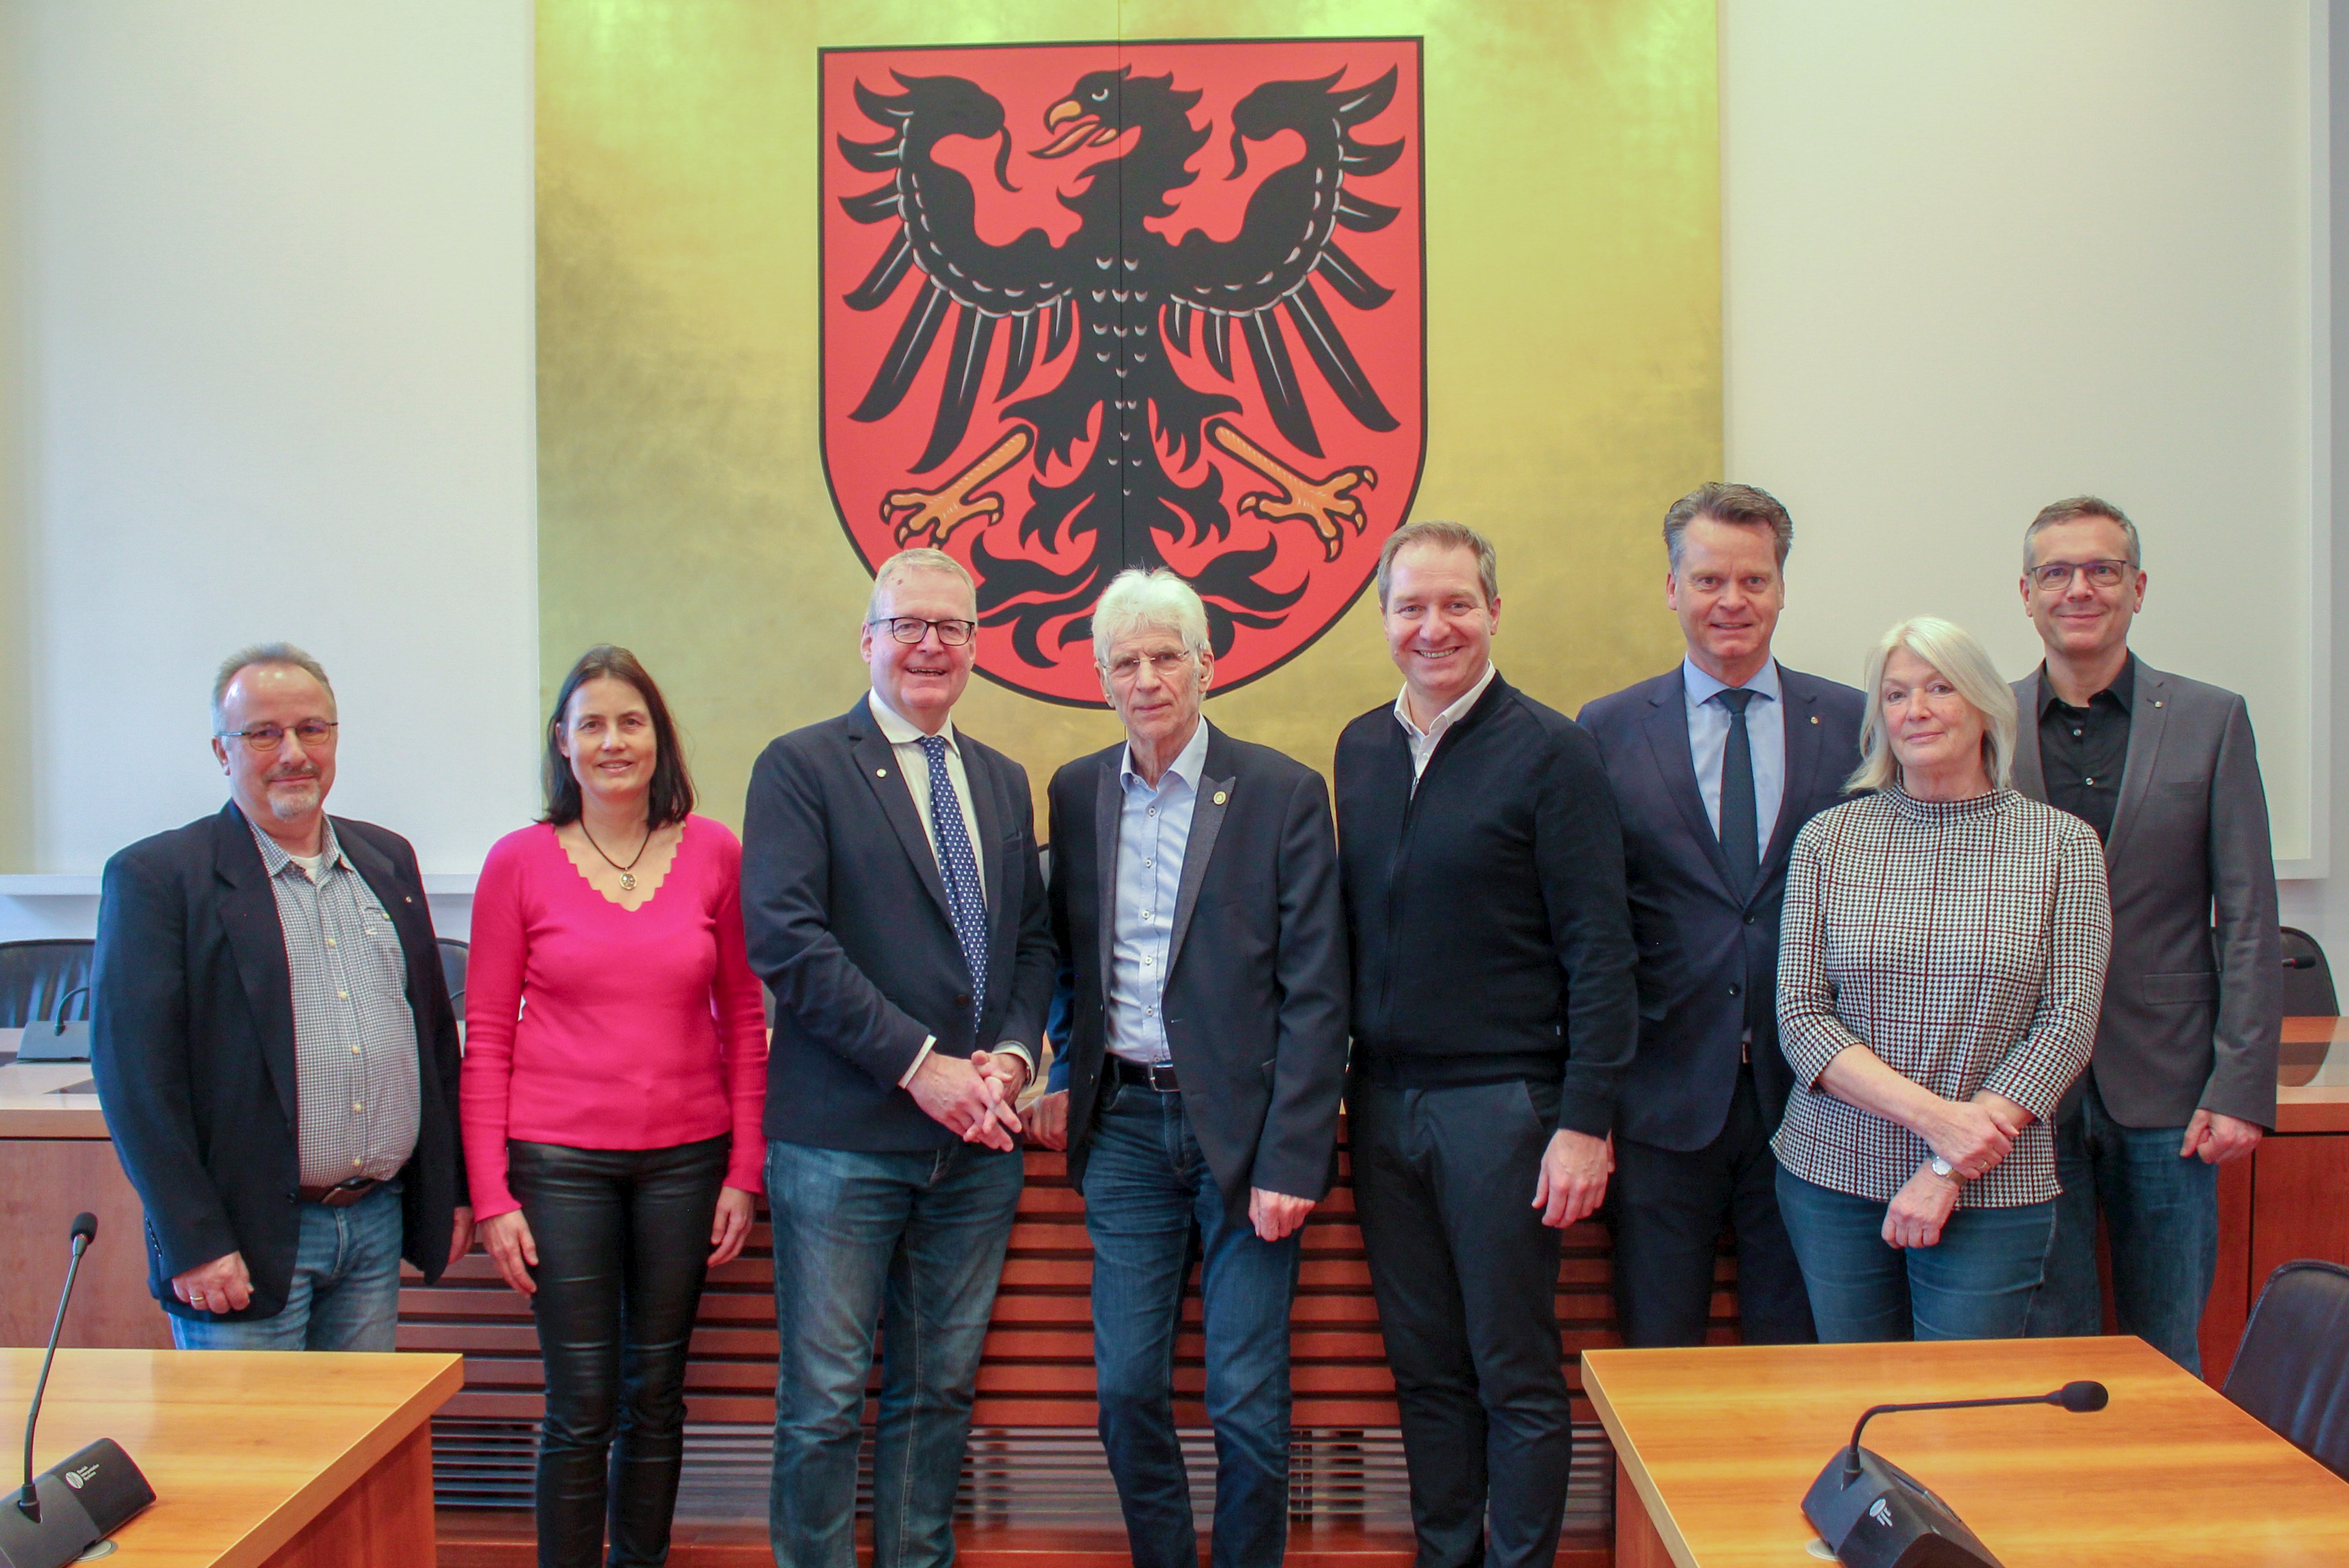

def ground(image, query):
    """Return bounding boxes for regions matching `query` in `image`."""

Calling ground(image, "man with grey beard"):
[92,643,471,1350]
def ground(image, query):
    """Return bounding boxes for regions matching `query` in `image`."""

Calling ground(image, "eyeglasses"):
[869,616,977,646]
[1103,650,1196,683]
[2028,559,2132,591]
[218,720,338,753]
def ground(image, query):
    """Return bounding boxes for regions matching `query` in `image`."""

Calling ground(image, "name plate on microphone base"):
[0,1441,153,1568]
[1802,1447,2003,1568]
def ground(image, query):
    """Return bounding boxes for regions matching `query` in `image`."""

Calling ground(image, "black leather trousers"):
[507,1135,729,1567]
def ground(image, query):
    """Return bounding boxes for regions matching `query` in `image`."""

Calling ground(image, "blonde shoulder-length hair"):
[1848,616,2018,793]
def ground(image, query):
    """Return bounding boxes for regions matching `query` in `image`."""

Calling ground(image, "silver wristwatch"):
[1928,1155,1957,1181]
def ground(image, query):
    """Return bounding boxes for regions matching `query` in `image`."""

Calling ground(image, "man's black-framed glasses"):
[219,720,339,753]
[2028,559,2132,591]
[869,616,977,646]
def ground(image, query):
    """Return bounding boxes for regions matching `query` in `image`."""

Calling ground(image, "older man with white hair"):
[1031,568,1349,1568]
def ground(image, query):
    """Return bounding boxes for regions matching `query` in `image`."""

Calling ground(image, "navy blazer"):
[1045,725,1349,1209]
[1578,663,1865,1151]
[742,695,1056,1152]
[90,803,467,1320]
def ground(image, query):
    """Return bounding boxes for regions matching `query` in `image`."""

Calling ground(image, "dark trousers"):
[507,1135,729,1568]
[1607,1065,1813,1348]
[1351,1078,1573,1568]
[1080,1080,1302,1568]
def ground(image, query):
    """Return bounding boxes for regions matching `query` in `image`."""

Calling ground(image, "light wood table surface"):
[0,1348,461,1567]
[1585,1335,2349,1568]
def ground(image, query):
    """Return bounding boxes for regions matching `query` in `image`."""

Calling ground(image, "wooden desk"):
[0,1348,461,1567]
[1586,1336,2349,1568]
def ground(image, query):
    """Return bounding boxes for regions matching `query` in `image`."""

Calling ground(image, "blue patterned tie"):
[918,734,988,1018]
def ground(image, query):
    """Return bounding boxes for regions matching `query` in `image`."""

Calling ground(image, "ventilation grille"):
[432,1418,1612,1530]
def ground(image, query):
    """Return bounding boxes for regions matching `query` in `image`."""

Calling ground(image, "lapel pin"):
[2153,700,2164,709]
[1810,715,1820,725]
[1213,789,1228,805]
[876,767,888,777]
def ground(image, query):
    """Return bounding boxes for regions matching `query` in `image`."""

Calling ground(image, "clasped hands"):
[909,1047,1030,1151]
[1884,1092,2027,1250]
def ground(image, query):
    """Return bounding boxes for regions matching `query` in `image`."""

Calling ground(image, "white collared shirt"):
[867,687,986,902]
[1393,660,1499,791]
[865,689,1031,1085]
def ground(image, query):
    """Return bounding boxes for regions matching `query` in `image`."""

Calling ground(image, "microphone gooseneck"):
[1841,1381,2113,1482]
[17,1216,99,1524]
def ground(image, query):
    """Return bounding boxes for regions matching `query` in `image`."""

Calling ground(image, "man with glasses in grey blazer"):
[2011,496,2281,1374]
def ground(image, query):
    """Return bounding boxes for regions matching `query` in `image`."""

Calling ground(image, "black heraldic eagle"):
[837,64,1406,667]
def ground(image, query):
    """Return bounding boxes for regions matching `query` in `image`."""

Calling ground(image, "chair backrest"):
[2224,1259,2349,1479]
[438,938,469,1010]
[2280,926,2339,1017]
[0,940,97,1030]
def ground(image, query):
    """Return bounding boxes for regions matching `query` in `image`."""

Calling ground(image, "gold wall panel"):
[538,0,1718,830]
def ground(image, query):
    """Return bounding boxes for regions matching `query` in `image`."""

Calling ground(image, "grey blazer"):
[2011,660,2281,1129]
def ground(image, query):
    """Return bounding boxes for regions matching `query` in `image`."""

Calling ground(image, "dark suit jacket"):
[1045,725,1350,1208]
[2012,662,2281,1128]
[1578,663,1866,1151]
[89,803,467,1320]
[742,695,1056,1152]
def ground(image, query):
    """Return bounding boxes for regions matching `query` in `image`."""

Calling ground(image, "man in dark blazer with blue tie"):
[1579,484,1865,1348]
[742,548,1058,1568]
[1028,568,1349,1568]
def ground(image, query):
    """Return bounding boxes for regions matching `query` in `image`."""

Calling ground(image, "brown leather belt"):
[299,1177,384,1207]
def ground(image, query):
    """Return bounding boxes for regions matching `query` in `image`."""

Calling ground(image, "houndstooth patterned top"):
[1772,785,2112,1208]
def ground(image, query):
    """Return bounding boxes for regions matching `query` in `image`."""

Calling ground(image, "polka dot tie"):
[919,734,988,1019]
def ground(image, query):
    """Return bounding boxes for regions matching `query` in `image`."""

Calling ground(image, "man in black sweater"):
[1335,521,1640,1568]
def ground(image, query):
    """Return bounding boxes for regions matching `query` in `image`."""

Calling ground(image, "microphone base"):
[1802,1446,2003,1568]
[0,1441,153,1568]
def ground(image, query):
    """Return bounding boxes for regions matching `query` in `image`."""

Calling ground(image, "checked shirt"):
[1771,786,2111,1207]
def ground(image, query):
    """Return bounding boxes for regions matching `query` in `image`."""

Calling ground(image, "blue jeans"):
[766,1137,1023,1568]
[1081,1080,1301,1568]
[169,1183,404,1351]
[1776,1170,2055,1342]
[2032,1078,2220,1374]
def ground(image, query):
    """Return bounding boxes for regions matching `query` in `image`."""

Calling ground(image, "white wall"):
[5,1,2346,963]
[2,0,537,922]
[1725,0,2326,872]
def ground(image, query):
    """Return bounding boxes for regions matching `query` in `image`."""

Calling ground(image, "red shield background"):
[820,39,1425,706]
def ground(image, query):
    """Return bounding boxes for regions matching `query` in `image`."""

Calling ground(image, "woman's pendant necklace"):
[580,819,652,893]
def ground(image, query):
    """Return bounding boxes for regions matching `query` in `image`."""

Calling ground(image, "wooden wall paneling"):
[2247,1133,2349,1295]
[0,1137,173,1348]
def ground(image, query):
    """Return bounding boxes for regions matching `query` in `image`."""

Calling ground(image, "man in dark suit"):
[2011,496,2280,1374]
[1335,521,1639,1568]
[742,548,1058,1568]
[91,643,470,1350]
[1027,569,1348,1568]
[1579,483,1865,1349]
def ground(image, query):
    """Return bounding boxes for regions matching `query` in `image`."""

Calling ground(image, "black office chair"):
[0,939,96,1030]
[2223,1260,2349,1480]
[438,938,469,1012]
[2280,926,2338,1016]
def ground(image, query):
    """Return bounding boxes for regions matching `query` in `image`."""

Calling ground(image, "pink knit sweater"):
[460,816,768,1219]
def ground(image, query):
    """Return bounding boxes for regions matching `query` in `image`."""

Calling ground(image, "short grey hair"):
[1848,616,2018,793]
[1663,482,1793,569]
[1376,520,1498,609]
[2023,495,2141,571]
[212,642,335,733]
[1091,568,1209,664]
[866,547,977,621]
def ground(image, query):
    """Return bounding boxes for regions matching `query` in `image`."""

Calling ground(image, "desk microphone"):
[0,1214,154,1568]
[1802,1380,2109,1568]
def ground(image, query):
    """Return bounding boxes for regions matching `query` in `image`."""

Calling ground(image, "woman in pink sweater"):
[462,645,767,1567]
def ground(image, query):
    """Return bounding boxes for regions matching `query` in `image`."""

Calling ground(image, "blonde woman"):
[1772,617,2110,1341]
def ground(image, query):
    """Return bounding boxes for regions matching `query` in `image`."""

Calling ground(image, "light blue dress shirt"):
[1682,656,1786,849]
[1107,718,1213,1066]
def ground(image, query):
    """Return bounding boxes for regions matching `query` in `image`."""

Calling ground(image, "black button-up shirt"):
[2036,654,2135,843]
